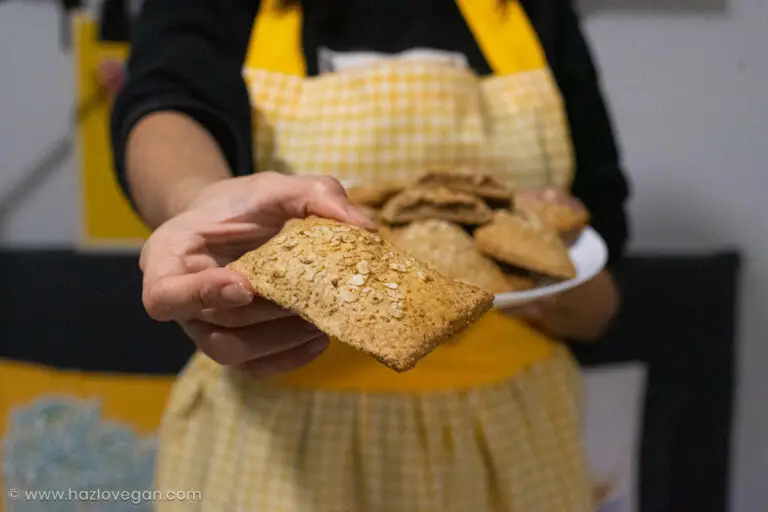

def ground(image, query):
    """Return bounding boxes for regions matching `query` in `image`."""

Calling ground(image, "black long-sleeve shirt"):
[111,0,630,266]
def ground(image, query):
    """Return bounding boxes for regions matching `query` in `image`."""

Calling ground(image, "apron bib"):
[236,0,576,391]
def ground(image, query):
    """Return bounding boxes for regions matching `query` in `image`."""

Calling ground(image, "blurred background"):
[0,0,765,510]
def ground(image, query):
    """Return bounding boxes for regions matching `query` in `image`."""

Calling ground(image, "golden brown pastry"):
[474,210,577,280]
[513,189,590,237]
[416,170,513,208]
[389,219,511,295]
[228,217,494,372]
[379,186,493,226]
[346,182,404,208]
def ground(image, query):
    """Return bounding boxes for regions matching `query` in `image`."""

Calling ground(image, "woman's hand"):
[516,187,586,211]
[503,270,620,341]
[139,171,375,378]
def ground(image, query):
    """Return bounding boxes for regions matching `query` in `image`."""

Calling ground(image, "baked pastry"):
[474,210,577,280]
[347,182,404,208]
[389,219,510,294]
[513,189,590,239]
[416,170,513,208]
[228,217,494,371]
[379,186,493,226]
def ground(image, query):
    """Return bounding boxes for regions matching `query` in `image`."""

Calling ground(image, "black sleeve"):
[543,0,632,268]
[110,0,260,206]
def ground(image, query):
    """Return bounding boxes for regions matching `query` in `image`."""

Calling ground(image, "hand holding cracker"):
[139,172,375,379]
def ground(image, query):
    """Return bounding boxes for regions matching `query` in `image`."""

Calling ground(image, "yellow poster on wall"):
[74,15,150,249]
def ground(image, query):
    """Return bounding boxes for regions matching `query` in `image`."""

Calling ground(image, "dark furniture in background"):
[0,250,740,512]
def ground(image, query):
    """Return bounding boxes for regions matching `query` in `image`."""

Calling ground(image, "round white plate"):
[493,227,608,309]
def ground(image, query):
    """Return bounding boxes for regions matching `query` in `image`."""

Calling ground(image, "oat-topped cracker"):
[228,217,493,371]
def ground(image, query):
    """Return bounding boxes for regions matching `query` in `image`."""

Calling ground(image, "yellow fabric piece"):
[246,62,573,191]
[269,310,554,392]
[0,359,173,440]
[455,0,549,76]
[73,16,150,248]
[157,346,594,511]
[246,0,305,76]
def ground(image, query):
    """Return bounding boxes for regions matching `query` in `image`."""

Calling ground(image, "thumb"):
[517,303,544,322]
[143,267,253,322]
[256,173,377,229]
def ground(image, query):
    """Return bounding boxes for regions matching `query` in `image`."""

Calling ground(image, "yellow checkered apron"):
[155,1,595,510]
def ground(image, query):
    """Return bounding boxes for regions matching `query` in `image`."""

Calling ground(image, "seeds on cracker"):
[340,286,360,303]
[227,216,493,372]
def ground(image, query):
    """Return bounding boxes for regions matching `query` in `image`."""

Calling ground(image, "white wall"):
[580,1,768,510]
[0,2,78,246]
[1,0,766,509]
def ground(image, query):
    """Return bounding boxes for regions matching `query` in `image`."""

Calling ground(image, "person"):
[110,0,630,510]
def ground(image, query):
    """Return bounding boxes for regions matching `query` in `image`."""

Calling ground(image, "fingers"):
[524,188,584,210]
[196,298,295,328]
[139,171,376,325]
[301,174,375,227]
[182,315,324,365]
[143,267,253,322]
[502,297,557,321]
[502,303,542,320]
[515,303,545,322]
[238,336,329,379]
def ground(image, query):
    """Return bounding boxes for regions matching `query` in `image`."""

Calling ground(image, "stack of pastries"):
[347,170,590,295]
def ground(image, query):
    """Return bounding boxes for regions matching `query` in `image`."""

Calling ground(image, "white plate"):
[493,227,608,308]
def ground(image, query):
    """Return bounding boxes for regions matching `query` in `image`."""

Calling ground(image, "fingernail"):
[347,205,377,229]
[220,283,252,305]
[305,336,329,355]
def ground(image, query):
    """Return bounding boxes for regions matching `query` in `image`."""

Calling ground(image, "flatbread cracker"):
[513,189,590,234]
[390,219,510,294]
[474,210,577,280]
[416,170,513,207]
[347,183,404,208]
[228,217,493,372]
[379,186,493,226]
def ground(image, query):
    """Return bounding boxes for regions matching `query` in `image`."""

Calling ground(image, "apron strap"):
[245,0,306,76]
[244,0,548,77]
[455,0,548,76]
